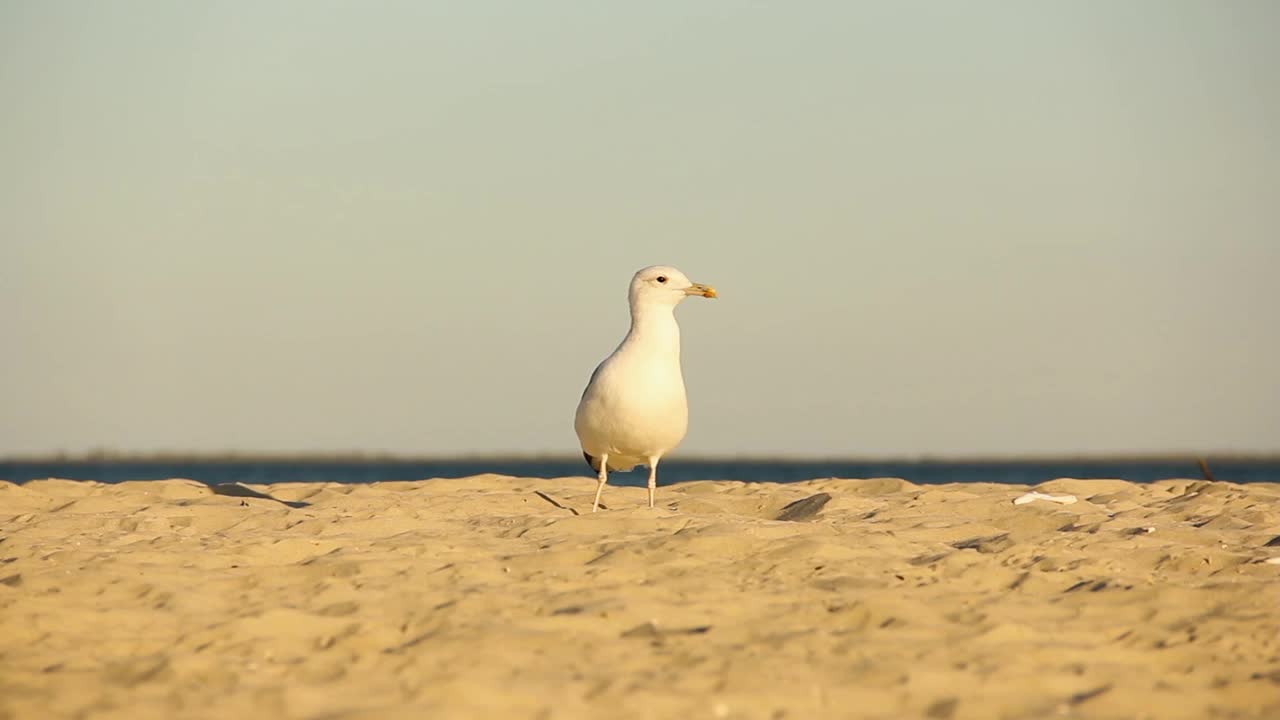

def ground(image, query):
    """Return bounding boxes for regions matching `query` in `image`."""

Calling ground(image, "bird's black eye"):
[656,276,667,284]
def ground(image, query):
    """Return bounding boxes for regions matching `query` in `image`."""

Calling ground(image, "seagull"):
[574,265,717,512]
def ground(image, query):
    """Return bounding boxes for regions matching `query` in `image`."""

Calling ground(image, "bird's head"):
[628,265,717,309]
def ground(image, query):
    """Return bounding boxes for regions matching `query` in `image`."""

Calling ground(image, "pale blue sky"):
[3,1,1278,457]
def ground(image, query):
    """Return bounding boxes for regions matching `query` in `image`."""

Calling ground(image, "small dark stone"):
[1251,670,1280,684]
[774,493,832,522]
[317,601,360,617]
[102,654,169,687]
[925,698,958,719]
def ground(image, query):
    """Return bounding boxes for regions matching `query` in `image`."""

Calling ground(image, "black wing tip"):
[583,452,600,472]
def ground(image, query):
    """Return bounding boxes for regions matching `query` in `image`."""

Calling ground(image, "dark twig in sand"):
[1198,458,1217,483]
[533,490,580,516]
[952,533,1014,554]
[621,621,711,638]
[382,628,441,654]
[1066,683,1113,706]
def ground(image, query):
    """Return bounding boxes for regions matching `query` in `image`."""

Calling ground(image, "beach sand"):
[2,475,1278,719]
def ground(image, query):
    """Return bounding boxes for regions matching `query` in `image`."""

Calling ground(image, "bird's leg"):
[592,454,609,513]
[646,456,661,509]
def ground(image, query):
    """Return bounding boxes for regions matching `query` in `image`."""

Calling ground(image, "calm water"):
[3,458,1277,487]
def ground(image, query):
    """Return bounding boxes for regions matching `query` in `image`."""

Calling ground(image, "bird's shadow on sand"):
[532,487,832,522]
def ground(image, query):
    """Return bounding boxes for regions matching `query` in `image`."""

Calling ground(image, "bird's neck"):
[622,303,681,358]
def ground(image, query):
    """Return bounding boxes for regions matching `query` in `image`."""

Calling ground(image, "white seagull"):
[574,265,717,512]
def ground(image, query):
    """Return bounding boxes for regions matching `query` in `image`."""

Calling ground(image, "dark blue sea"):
[2,457,1277,487]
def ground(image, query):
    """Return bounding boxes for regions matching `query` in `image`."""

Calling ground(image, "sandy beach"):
[2,475,1278,719]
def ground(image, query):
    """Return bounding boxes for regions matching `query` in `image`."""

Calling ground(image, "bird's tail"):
[583,452,641,473]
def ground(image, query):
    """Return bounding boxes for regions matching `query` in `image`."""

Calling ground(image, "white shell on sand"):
[1012,490,1078,505]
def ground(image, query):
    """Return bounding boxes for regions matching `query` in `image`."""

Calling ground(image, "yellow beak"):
[685,283,717,299]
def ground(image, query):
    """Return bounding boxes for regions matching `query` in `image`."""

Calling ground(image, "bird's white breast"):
[575,350,689,458]
[574,304,692,462]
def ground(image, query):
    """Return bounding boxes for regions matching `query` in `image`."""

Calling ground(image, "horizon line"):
[3,450,1279,464]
